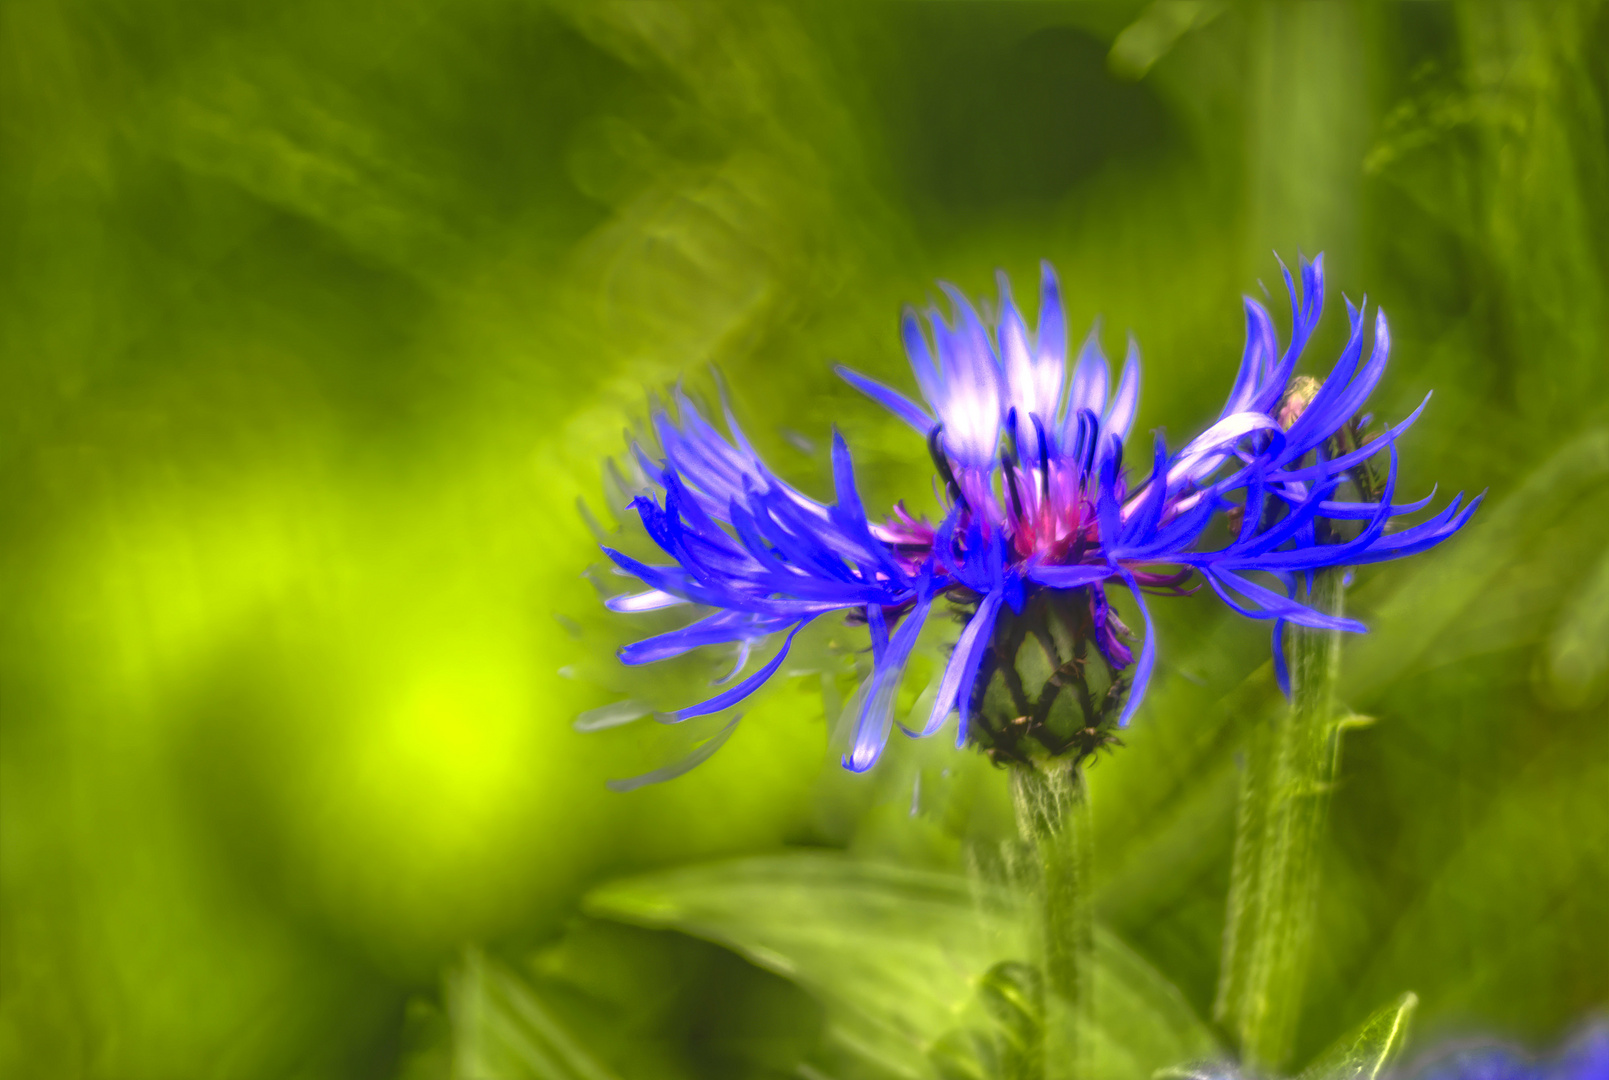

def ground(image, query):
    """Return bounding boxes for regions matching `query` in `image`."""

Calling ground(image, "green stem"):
[1215,569,1345,1074]
[1011,760,1094,1080]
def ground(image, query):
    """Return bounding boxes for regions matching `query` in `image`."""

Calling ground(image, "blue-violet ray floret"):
[598,255,1478,773]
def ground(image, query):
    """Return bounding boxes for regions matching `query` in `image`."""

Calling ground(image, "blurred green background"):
[3,2,1607,1077]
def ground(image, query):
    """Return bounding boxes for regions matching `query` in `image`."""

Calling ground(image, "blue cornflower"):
[1404,1021,1609,1080]
[598,255,1477,773]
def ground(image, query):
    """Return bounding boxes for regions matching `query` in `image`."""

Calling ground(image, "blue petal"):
[917,589,1003,738]
[901,306,943,406]
[1240,464,1267,545]
[999,271,1065,449]
[827,430,909,582]
[1118,433,1170,550]
[866,601,889,662]
[1226,475,1344,559]
[1103,335,1142,442]
[1300,308,1392,452]
[712,638,754,685]
[996,271,1034,382]
[1003,568,1026,615]
[1347,491,1483,564]
[1166,411,1282,490]
[1268,394,1430,485]
[726,498,795,578]
[1222,296,1277,417]
[1250,253,1325,416]
[1116,570,1157,728]
[1062,407,1101,473]
[661,471,743,557]
[1096,437,1124,551]
[660,393,753,504]
[956,591,1006,745]
[657,619,814,722]
[748,495,855,585]
[606,588,688,613]
[932,285,1004,468]
[1203,568,1367,632]
[846,589,934,772]
[1272,619,1291,697]
[1237,446,1402,571]
[1117,490,1220,560]
[1037,261,1067,377]
[1067,321,1110,421]
[1283,297,1367,455]
[836,365,934,432]
[1278,485,1436,520]
[602,547,740,612]
[1027,564,1115,588]
[620,609,790,665]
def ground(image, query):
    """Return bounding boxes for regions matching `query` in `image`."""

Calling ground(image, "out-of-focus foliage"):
[2,2,1606,1079]
[400,853,1218,1080]
[579,854,1216,1080]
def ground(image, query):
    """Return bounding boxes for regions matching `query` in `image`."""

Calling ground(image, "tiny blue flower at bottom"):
[1404,1020,1609,1080]
[1153,1018,1609,1080]
[596,255,1479,776]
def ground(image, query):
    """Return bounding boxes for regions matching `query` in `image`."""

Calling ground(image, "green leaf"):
[445,948,621,1080]
[401,923,829,1080]
[1349,428,1609,703]
[1090,931,1224,1080]
[1108,1,1226,80]
[1542,546,1609,709]
[1295,993,1416,1080]
[583,853,1218,1080]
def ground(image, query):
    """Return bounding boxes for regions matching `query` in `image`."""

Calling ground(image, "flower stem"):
[1215,569,1345,1073]
[1011,759,1094,1080]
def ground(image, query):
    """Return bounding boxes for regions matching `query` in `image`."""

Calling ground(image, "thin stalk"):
[1011,760,1094,1080]
[1215,569,1345,1074]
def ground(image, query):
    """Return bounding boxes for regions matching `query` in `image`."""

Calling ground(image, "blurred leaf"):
[588,854,1005,1078]
[1295,992,1415,1080]
[394,996,454,1080]
[584,853,1217,1080]
[1333,723,1608,1034]
[933,961,1043,1080]
[1541,546,1609,709]
[405,920,827,1080]
[1108,2,1225,81]
[1349,428,1609,701]
[446,948,620,1080]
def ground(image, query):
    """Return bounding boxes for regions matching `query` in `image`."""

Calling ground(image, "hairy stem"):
[1011,761,1094,1080]
[1215,569,1346,1073]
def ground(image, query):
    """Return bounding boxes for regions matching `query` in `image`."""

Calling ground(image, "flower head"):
[597,255,1478,774]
